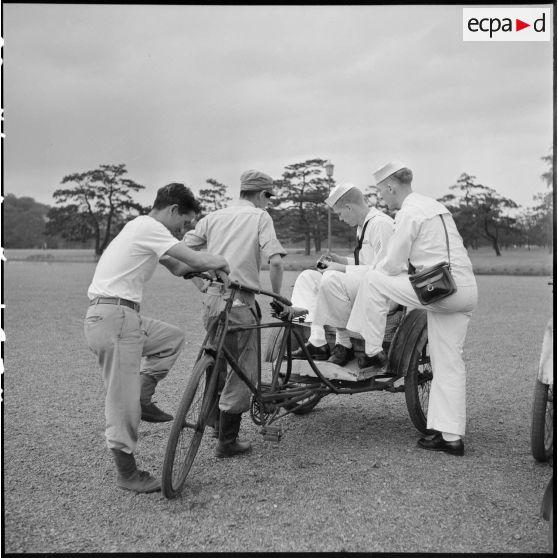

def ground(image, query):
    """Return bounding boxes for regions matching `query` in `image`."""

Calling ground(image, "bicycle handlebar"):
[183,272,292,306]
[183,271,214,281]
[227,280,293,306]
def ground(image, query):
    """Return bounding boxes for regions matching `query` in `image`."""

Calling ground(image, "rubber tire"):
[264,326,304,363]
[531,378,554,462]
[403,323,432,434]
[162,354,216,499]
[549,501,554,553]
[263,327,284,363]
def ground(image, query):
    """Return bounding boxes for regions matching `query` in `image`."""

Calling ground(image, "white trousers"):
[346,270,478,436]
[291,269,363,327]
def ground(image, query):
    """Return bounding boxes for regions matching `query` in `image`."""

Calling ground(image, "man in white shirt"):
[290,183,394,366]
[346,162,478,456]
[183,170,287,458]
[85,183,229,493]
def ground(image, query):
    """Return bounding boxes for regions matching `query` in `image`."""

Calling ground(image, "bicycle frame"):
[200,293,325,420]
[197,278,411,429]
[161,276,433,499]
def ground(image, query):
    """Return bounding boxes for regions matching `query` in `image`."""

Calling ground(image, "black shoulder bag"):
[408,214,457,305]
[353,219,370,265]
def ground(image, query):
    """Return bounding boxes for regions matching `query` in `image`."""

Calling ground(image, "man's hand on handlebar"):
[214,269,230,287]
[270,300,308,321]
[182,269,230,287]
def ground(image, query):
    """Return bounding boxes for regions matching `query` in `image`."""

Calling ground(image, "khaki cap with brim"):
[240,170,276,195]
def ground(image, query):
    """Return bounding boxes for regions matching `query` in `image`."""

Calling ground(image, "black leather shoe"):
[417,432,464,456]
[328,344,354,366]
[141,402,173,423]
[290,342,330,361]
[357,350,387,370]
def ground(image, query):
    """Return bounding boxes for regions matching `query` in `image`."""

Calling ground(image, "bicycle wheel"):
[162,354,216,499]
[403,320,432,434]
[263,327,283,363]
[531,378,554,462]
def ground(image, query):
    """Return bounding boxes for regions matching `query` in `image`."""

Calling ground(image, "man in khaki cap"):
[290,182,394,366]
[182,169,286,457]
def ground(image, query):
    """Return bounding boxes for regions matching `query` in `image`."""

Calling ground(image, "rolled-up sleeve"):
[183,220,207,249]
[259,212,287,262]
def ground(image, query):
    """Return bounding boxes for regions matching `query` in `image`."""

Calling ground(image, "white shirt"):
[88,216,179,303]
[378,192,475,286]
[183,200,286,290]
[345,208,395,276]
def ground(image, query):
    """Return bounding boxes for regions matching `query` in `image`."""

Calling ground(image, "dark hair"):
[152,183,201,214]
[239,190,260,201]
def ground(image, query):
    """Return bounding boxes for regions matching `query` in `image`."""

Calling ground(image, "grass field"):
[3,245,554,275]
[2,262,554,553]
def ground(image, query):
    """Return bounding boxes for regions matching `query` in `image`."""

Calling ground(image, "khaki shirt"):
[184,200,286,290]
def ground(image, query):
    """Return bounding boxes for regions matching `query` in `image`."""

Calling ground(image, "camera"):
[316,255,332,270]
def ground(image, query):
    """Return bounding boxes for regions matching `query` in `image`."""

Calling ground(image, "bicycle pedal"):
[261,425,283,442]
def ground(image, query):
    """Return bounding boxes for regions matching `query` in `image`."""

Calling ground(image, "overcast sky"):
[3,4,554,211]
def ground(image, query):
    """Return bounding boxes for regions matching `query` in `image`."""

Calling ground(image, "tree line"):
[4,150,553,256]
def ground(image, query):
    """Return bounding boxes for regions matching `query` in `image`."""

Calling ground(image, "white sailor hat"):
[325,182,360,208]
[372,161,407,185]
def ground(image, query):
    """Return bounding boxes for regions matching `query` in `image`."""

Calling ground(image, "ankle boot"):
[208,409,221,439]
[110,449,161,493]
[215,411,252,458]
[140,374,173,422]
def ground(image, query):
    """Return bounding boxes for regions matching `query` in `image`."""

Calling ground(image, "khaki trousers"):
[84,303,185,453]
[347,270,478,436]
[202,292,259,414]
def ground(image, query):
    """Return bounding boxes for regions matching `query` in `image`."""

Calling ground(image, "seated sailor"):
[289,182,395,367]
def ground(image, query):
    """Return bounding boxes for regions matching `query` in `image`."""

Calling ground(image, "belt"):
[89,297,140,312]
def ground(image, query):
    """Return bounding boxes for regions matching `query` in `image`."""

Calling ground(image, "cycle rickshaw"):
[161,276,432,499]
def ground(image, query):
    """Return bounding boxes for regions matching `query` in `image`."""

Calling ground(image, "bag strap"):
[353,218,371,265]
[440,214,451,268]
[408,214,451,274]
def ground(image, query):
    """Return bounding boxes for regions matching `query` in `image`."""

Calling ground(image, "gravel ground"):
[3,263,554,553]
